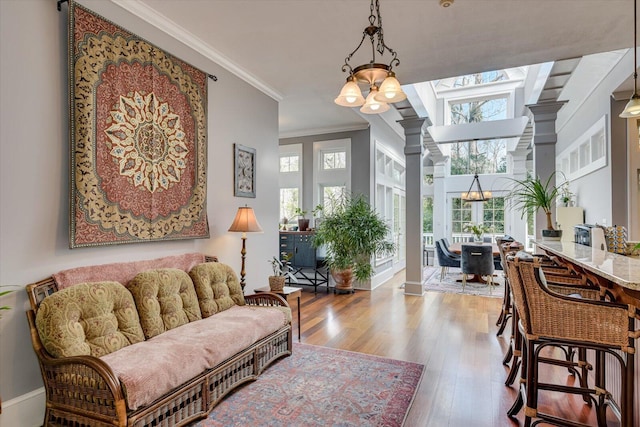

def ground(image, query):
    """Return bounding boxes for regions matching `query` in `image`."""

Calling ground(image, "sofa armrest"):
[245,293,289,308]
[26,310,128,425]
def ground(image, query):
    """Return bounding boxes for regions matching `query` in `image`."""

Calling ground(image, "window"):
[482,197,505,234]
[451,198,472,234]
[280,188,299,222]
[322,150,346,170]
[423,197,434,234]
[450,96,508,124]
[453,71,507,88]
[322,185,345,215]
[450,139,507,175]
[279,155,299,173]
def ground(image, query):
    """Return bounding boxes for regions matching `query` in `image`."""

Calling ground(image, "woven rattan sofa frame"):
[25,257,293,427]
[506,259,638,427]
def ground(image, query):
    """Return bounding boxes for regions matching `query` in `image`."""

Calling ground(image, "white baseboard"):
[0,388,45,427]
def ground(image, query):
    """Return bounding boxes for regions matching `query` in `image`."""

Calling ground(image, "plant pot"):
[541,229,563,241]
[298,219,310,231]
[331,268,354,293]
[268,276,285,291]
[473,235,483,243]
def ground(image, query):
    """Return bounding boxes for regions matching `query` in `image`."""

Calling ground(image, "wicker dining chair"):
[506,258,638,427]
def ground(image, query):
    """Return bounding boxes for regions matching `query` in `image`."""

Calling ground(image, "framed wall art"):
[234,144,256,198]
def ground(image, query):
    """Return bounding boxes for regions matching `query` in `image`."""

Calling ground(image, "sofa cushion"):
[36,282,145,358]
[189,262,245,317]
[101,305,290,410]
[53,253,206,290]
[127,268,202,339]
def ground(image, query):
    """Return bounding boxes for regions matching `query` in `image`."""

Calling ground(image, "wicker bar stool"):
[506,259,638,427]
[503,254,599,387]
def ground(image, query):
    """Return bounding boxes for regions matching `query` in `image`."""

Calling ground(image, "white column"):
[526,101,566,234]
[399,117,427,296]
[508,149,529,242]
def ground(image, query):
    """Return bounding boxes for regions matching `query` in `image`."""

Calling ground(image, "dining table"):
[448,242,500,283]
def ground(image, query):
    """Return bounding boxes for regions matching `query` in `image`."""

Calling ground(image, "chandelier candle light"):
[334,0,407,114]
[461,173,492,202]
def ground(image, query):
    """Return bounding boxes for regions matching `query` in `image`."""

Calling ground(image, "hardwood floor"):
[292,270,618,427]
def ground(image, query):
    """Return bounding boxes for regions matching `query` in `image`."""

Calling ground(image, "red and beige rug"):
[192,343,424,426]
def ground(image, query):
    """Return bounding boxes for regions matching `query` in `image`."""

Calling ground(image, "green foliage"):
[293,207,307,219]
[423,197,433,233]
[0,288,14,319]
[268,254,297,282]
[505,173,560,230]
[463,222,493,239]
[312,194,395,282]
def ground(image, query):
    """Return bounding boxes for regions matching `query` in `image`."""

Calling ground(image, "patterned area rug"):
[192,343,424,427]
[423,266,504,298]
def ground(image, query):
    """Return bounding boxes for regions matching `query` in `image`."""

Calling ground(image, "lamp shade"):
[228,206,263,233]
[461,174,492,202]
[360,87,390,114]
[374,72,407,103]
[335,76,366,107]
[620,94,640,118]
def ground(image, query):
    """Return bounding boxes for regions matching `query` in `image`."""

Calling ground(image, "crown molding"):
[109,0,283,102]
[278,124,370,140]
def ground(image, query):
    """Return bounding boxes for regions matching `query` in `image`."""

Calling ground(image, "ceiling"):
[118,0,635,138]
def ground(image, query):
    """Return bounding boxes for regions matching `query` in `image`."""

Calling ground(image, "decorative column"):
[508,149,530,243]
[526,101,566,234]
[398,117,427,296]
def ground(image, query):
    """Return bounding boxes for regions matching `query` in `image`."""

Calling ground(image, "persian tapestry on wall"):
[68,1,209,248]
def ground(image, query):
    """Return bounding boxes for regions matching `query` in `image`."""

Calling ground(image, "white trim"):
[279,124,369,140]
[1,388,45,427]
[556,115,608,181]
[109,0,282,102]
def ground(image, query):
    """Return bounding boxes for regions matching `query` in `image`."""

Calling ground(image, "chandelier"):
[620,0,640,118]
[334,0,407,114]
[461,173,492,202]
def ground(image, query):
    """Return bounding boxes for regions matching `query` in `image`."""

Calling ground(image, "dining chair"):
[460,244,494,292]
[435,239,461,281]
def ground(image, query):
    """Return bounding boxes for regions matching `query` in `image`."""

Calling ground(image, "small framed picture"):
[234,144,256,198]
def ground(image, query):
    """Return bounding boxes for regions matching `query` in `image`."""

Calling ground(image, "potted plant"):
[294,207,309,231]
[268,253,297,291]
[311,204,323,229]
[506,173,562,240]
[463,222,493,242]
[312,194,395,293]
[559,181,574,207]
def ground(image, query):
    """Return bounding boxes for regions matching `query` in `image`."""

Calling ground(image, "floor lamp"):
[228,205,263,291]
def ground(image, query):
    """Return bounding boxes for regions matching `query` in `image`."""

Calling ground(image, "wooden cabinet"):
[279,231,328,292]
[279,231,316,268]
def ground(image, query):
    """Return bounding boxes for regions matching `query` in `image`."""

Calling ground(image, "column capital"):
[397,117,427,136]
[526,101,567,121]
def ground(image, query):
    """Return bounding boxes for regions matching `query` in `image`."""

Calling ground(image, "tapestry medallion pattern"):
[69,1,209,248]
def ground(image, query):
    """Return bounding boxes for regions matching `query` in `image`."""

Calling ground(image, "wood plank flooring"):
[291,270,618,427]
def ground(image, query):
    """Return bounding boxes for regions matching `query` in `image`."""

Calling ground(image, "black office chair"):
[460,244,495,293]
[435,239,461,281]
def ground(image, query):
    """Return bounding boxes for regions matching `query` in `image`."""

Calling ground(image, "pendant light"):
[620,0,640,118]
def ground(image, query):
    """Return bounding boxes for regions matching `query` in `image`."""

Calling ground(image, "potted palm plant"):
[268,253,297,291]
[312,194,395,293]
[506,173,562,240]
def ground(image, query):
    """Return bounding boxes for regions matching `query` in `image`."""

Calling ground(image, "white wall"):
[0,0,279,422]
[555,50,634,226]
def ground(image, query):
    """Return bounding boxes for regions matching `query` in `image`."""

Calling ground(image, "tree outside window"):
[279,188,299,222]
[322,151,346,170]
[482,197,505,234]
[279,155,299,173]
[450,139,507,175]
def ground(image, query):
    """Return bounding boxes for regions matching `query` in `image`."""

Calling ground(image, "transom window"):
[450,96,508,124]
[450,139,507,175]
[279,155,299,173]
[322,151,346,170]
[453,71,508,88]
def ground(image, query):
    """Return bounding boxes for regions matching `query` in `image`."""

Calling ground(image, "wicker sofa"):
[25,253,292,427]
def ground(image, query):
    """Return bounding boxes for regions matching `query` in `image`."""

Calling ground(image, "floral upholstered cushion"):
[35,282,145,358]
[127,268,202,339]
[189,262,245,317]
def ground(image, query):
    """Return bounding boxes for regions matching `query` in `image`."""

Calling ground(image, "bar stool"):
[506,258,638,427]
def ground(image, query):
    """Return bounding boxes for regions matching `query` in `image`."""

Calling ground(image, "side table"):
[253,286,302,341]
